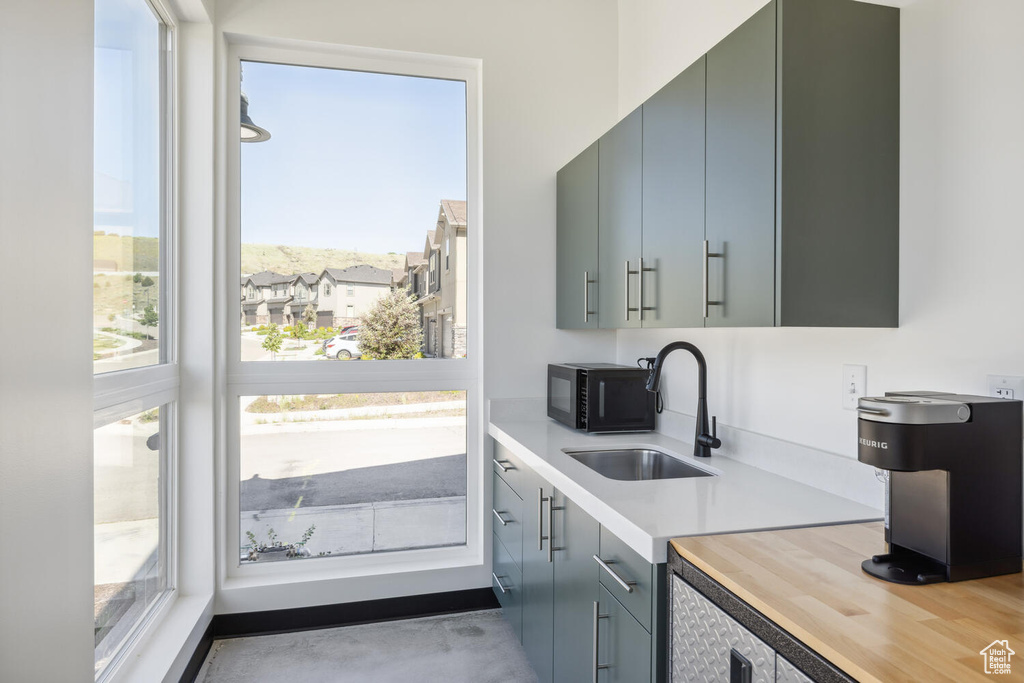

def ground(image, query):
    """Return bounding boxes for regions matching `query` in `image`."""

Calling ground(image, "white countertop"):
[488,405,882,564]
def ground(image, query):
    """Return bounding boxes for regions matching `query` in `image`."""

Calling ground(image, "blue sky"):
[240,60,467,253]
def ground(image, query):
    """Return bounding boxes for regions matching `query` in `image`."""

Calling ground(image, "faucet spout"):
[645,341,721,457]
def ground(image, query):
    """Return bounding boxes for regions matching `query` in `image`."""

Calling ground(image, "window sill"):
[107,593,213,683]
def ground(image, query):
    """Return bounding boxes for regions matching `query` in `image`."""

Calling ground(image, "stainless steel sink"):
[562,448,715,481]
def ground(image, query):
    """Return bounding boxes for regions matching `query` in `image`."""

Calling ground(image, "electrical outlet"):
[988,375,1024,400]
[842,364,867,410]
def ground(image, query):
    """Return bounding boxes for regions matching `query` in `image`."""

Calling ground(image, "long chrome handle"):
[538,488,547,551]
[492,458,512,473]
[703,240,723,318]
[584,270,596,323]
[593,601,609,683]
[492,572,510,594]
[623,260,631,321]
[492,509,509,526]
[638,256,655,320]
[546,496,565,563]
[593,555,637,593]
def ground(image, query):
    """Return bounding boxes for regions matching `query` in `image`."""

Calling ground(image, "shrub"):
[356,290,422,360]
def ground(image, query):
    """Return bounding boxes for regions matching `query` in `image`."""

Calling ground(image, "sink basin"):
[562,448,715,481]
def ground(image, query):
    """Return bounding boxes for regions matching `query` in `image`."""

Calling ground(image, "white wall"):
[216,0,620,402]
[0,1,96,679]
[616,0,1024,465]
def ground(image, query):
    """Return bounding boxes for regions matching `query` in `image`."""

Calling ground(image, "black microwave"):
[547,363,656,433]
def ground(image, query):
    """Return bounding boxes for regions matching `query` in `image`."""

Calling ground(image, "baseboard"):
[181,587,498,681]
[177,621,214,683]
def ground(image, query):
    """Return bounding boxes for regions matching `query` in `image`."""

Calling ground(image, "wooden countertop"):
[671,523,1024,682]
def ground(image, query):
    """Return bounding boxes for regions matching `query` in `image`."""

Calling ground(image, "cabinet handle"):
[538,488,547,551]
[492,572,511,594]
[702,240,724,319]
[593,601,609,683]
[584,270,596,323]
[638,257,655,320]
[492,509,510,526]
[546,495,565,563]
[593,555,637,593]
[492,458,512,473]
[624,260,639,321]
[729,648,752,683]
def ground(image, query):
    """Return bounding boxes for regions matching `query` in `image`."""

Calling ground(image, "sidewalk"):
[240,496,467,561]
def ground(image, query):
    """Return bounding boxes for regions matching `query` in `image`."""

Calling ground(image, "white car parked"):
[324,333,361,360]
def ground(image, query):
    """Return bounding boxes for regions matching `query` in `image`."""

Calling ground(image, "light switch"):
[842,364,867,410]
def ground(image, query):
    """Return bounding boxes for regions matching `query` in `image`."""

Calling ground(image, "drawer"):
[492,532,523,642]
[492,473,523,570]
[597,526,654,631]
[492,441,528,499]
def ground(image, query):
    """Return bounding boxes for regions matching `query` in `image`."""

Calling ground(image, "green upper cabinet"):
[641,57,706,329]
[774,0,899,327]
[598,108,643,329]
[555,0,899,330]
[556,142,599,329]
[705,1,777,327]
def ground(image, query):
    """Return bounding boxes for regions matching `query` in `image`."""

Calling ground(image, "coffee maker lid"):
[857,392,971,425]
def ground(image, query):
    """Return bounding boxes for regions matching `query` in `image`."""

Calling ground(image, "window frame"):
[92,0,179,678]
[221,37,483,585]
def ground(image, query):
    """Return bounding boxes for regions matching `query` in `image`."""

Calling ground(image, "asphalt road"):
[240,453,466,511]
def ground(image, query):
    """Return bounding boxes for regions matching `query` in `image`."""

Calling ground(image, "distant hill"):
[240,243,403,276]
[94,233,404,275]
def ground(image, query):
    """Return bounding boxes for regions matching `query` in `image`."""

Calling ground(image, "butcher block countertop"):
[671,523,1024,682]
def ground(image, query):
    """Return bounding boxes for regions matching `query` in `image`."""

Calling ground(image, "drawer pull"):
[492,458,513,473]
[492,509,511,526]
[492,572,511,594]
[729,648,752,683]
[593,555,636,593]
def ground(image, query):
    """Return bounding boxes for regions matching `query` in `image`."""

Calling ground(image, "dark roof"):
[244,270,287,287]
[440,199,467,228]
[322,264,393,285]
[265,296,292,305]
[406,251,426,267]
[295,272,319,285]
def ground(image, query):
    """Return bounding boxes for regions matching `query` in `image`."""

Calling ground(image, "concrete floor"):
[198,609,538,683]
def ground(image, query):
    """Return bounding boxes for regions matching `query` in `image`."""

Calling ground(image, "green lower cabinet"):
[491,532,522,641]
[552,492,601,683]
[597,583,652,683]
[521,473,555,683]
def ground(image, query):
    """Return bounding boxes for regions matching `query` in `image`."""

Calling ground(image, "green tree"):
[290,318,306,344]
[262,323,283,359]
[140,275,155,287]
[301,303,317,329]
[139,304,159,328]
[356,290,422,360]
[133,272,142,283]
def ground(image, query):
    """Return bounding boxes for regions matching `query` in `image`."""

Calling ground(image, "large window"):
[226,42,481,581]
[93,0,175,678]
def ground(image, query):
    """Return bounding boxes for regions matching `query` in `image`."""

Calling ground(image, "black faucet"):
[645,341,722,458]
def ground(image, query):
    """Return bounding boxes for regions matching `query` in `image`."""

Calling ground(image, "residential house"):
[318,264,394,328]
[240,270,290,325]
[414,200,467,358]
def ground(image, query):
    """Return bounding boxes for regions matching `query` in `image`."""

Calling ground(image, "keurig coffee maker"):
[857,391,1022,584]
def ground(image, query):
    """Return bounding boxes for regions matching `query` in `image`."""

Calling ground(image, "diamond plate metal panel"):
[670,573,775,683]
[776,656,814,683]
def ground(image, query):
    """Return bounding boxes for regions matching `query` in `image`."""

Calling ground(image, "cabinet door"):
[670,574,774,683]
[705,1,777,327]
[556,142,600,329]
[521,471,554,683]
[597,583,652,683]
[641,57,706,328]
[552,492,600,683]
[598,108,643,329]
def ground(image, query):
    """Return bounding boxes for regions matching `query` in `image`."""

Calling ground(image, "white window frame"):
[92,0,179,679]
[220,37,483,589]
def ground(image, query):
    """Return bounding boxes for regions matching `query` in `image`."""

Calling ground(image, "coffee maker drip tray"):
[862,550,947,585]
